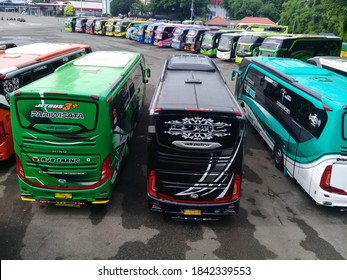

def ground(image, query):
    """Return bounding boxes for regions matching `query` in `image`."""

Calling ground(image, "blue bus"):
[232,57,347,208]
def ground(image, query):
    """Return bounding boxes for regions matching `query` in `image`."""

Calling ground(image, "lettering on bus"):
[35,102,79,110]
[34,157,81,163]
[30,111,84,119]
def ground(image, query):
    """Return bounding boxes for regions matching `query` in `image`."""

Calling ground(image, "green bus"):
[235,32,281,63]
[200,30,238,57]
[10,51,151,206]
[232,57,347,208]
[259,34,342,61]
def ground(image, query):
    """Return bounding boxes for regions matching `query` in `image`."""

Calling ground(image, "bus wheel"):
[274,144,284,171]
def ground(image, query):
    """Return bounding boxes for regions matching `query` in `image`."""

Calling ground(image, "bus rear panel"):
[148,54,245,218]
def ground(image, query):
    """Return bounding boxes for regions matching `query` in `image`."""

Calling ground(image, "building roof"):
[235,16,275,25]
[205,16,231,27]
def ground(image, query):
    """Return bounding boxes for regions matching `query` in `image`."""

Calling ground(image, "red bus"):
[0,42,92,160]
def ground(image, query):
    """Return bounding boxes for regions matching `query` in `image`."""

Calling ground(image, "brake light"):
[148,170,158,198]
[100,156,112,185]
[320,165,347,195]
[231,174,241,200]
[0,121,6,144]
[15,154,26,181]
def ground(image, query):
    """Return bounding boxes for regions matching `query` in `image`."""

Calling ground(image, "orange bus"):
[0,42,92,161]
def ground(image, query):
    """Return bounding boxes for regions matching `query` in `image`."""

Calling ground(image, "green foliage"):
[149,0,210,21]
[280,0,347,40]
[130,0,150,17]
[64,4,75,17]
[222,0,285,22]
[110,0,135,16]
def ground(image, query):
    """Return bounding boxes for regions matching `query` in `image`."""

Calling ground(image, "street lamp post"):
[190,0,194,21]
[80,0,82,16]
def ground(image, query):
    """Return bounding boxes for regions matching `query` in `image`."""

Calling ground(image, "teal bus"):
[10,51,151,206]
[259,34,342,61]
[232,57,347,208]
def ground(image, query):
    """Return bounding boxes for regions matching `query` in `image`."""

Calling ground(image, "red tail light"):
[320,165,347,195]
[15,154,26,181]
[231,173,241,200]
[0,121,6,144]
[148,170,158,198]
[100,156,112,185]
[320,165,332,192]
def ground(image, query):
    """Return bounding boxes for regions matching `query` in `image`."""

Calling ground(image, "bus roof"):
[154,54,240,112]
[0,43,91,75]
[16,51,142,96]
[245,57,347,106]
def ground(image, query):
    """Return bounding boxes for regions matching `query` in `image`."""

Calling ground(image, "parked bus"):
[170,26,197,50]
[216,32,247,61]
[86,17,104,35]
[232,56,347,208]
[153,24,178,47]
[235,32,280,63]
[144,23,164,44]
[0,43,92,161]
[200,29,237,57]
[341,42,347,57]
[75,17,88,33]
[10,51,151,206]
[183,27,210,52]
[135,23,151,42]
[235,23,288,34]
[114,20,149,38]
[64,17,78,32]
[105,18,120,37]
[94,19,108,36]
[259,34,342,61]
[147,54,246,218]
[245,24,289,34]
[307,56,347,77]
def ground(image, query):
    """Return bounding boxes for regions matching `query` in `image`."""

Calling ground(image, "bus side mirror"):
[231,70,242,81]
[144,68,151,83]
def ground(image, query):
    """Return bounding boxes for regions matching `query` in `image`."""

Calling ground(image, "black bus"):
[147,54,246,219]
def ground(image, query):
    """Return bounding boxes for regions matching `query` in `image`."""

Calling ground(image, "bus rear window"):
[15,99,98,132]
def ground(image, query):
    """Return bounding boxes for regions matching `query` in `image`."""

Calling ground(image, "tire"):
[274,143,284,171]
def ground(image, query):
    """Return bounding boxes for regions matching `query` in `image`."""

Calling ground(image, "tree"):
[149,0,210,21]
[64,3,75,16]
[130,0,150,17]
[222,0,285,22]
[280,0,347,40]
[110,0,135,17]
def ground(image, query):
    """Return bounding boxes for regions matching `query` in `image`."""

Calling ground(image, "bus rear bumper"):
[18,177,113,205]
[148,195,239,218]
[313,187,347,208]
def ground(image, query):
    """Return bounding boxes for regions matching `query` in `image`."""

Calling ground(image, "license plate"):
[55,201,80,208]
[183,209,201,215]
[55,193,72,199]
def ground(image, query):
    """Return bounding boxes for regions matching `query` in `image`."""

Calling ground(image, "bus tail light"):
[100,156,112,185]
[320,165,347,195]
[15,154,26,181]
[0,121,6,144]
[148,170,158,198]
[231,173,241,200]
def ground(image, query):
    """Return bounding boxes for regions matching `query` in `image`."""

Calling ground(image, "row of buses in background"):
[65,16,347,66]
